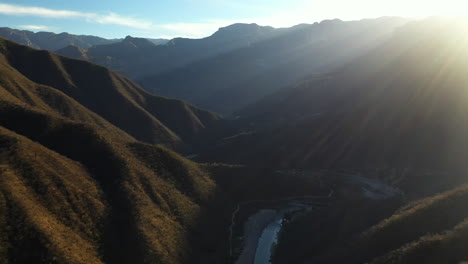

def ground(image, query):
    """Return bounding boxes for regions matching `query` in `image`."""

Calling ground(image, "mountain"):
[0,35,233,263]
[0,36,327,264]
[139,17,409,114]
[55,45,89,60]
[190,18,468,264]
[272,182,468,264]
[195,18,468,263]
[0,27,119,50]
[56,23,282,79]
[1,37,228,152]
[200,18,468,174]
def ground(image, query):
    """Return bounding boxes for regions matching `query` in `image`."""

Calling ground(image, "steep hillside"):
[139,17,409,114]
[275,185,468,264]
[0,27,118,50]
[56,45,89,60]
[200,18,468,174]
[0,37,233,264]
[57,23,280,79]
[0,37,227,152]
[0,127,106,264]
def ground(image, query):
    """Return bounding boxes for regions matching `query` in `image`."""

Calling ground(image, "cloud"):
[0,3,85,18]
[91,13,152,29]
[18,25,54,31]
[0,3,153,29]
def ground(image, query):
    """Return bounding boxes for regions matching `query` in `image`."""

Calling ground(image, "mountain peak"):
[210,23,276,41]
[122,35,156,48]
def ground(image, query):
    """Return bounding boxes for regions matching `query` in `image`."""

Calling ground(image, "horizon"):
[1,16,409,41]
[0,0,467,39]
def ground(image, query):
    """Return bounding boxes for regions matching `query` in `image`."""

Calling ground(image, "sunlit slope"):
[0,127,106,264]
[0,37,226,264]
[0,37,225,151]
[203,18,468,173]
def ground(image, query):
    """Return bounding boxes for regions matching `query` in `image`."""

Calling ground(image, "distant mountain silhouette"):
[0,27,119,50]
[56,23,282,79]
[0,27,169,52]
[139,17,409,114]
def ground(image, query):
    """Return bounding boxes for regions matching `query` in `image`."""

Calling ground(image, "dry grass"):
[0,37,227,264]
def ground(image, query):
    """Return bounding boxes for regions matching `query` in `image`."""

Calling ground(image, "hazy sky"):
[0,0,466,39]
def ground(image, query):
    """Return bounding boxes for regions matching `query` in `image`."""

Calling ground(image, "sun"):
[398,0,468,18]
[303,0,468,23]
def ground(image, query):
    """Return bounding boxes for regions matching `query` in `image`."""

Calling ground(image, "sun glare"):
[302,0,468,24]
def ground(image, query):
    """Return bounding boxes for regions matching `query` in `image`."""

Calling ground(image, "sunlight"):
[303,0,468,22]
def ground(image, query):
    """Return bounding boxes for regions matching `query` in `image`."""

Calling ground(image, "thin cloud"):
[18,25,54,31]
[0,3,153,29]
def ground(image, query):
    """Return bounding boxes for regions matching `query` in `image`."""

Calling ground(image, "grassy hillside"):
[0,127,106,264]
[0,37,232,264]
[0,37,227,152]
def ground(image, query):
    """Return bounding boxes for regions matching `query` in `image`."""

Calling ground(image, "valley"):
[231,171,401,264]
[1,8,468,264]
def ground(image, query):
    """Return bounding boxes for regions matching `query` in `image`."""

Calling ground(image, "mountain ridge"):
[139,17,409,114]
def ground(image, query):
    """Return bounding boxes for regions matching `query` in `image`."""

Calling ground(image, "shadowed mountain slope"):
[57,23,280,79]
[139,17,409,114]
[200,18,468,173]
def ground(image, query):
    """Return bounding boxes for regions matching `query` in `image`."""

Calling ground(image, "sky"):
[0,0,467,39]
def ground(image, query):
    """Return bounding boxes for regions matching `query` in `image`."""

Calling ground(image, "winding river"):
[234,173,401,264]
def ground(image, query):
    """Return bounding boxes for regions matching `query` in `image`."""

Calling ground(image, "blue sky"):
[0,0,466,39]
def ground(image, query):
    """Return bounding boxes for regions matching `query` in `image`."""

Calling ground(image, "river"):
[234,173,401,264]
[235,204,309,264]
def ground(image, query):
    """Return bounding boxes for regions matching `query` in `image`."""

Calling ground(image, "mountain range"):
[52,18,408,114]
[139,17,409,114]
[57,23,282,79]
[0,27,169,51]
